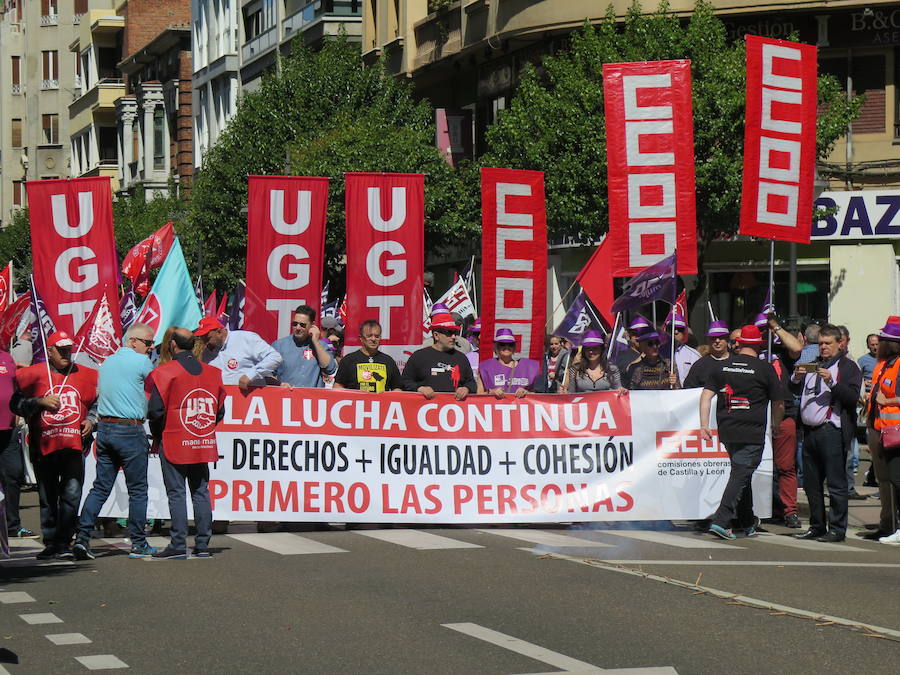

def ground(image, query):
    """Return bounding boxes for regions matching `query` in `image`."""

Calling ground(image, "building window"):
[11,56,21,94]
[13,181,24,207]
[74,0,87,17]
[99,128,118,164]
[153,108,166,171]
[41,114,59,145]
[820,54,886,135]
[41,50,59,89]
[40,0,58,24]
[11,118,22,148]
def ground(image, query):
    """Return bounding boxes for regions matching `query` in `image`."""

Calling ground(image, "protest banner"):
[84,387,772,523]
[26,177,118,334]
[603,60,697,276]
[480,167,547,362]
[246,176,329,342]
[740,35,817,244]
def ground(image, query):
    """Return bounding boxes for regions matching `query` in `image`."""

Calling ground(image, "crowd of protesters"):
[2,300,899,562]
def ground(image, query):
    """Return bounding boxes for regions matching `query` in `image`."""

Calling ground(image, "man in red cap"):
[401,312,476,400]
[194,316,281,392]
[700,325,785,540]
[11,331,98,559]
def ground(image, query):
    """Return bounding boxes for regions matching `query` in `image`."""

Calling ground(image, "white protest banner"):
[84,387,771,523]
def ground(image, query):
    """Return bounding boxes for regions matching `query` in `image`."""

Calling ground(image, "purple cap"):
[637,330,661,343]
[471,317,481,332]
[668,313,687,329]
[706,320,730,338]
[628,315,651,332]
[493,328,517,343]
[581,330,605,347]
[430,303,450,317]
[879,321,900,342]
[754,313,769,328]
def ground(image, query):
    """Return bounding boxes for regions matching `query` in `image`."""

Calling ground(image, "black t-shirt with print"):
[334,349,402,392]
[705,354,784,445]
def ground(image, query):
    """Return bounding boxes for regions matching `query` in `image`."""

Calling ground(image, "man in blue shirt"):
[858,333,879,383]
[272,305,336,388]
[73,323,156,561]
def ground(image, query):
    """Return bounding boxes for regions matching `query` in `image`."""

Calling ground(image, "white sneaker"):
[878,529,900,545]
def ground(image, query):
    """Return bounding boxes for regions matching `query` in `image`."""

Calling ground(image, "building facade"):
[364,0,900,356]
[0,0,86,225]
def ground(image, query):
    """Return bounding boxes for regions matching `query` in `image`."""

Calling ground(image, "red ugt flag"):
[121,222,175,296]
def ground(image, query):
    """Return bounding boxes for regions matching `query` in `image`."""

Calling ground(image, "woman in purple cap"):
[479,329,544,398]
[683,321,732,389]
[560,331,623,393]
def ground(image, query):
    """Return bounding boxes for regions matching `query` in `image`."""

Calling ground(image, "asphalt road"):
[2,491,898,674]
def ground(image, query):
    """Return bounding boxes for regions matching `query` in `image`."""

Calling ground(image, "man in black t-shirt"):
[684,320,731,388]
[401,313,477,400]
[333,320,402,393]
[700,325,785,540]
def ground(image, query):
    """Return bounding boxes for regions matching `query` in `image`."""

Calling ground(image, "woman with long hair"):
[561,331,623,393]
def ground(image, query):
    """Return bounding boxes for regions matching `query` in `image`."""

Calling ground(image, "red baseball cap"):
[194,317,225,337]
[47,331,74,348]
[736,325,765,345]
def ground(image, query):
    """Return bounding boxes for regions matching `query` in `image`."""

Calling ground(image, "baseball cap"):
[194,317,225,337]
[48,331,74,348]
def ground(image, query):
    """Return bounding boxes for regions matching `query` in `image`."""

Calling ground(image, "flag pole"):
[670,250,678,384]
[767,240,775,358]
[60,334,88,390]
[606,312,620,361]
[545,278,581,330]
[29,275,53,389]
[707,300,717,323]
[468,254,478,314]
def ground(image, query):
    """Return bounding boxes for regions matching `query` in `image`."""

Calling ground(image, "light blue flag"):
[134,238,202,343]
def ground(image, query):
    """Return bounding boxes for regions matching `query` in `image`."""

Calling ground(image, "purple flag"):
[120,288,138,330]
[228,281,245,331]
[321,281,330,308]
[28,280,57,364]
[760,288,774,314]
[610,253,677,314]
[553,291,606,347]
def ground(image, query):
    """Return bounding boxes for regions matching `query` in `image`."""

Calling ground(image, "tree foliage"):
[113,186,187,262]
[482,1,861,247]
[0,208,32,290]
[187,38,476,289]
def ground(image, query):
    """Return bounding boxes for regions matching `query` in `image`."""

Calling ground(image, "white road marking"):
[46,633,92,645]
[20,613,63,625]
[597,560,900,568]
[227,533,348,555]
[594,530,744,550]
[145,536,171,550]
[5,539,43,549]
[352,529,483,550]
[98,539,131,551]
[751,532,872,553]
[442,622,677,674]
[552,552,900,639]
[0,591,35,604]
[478,529,615,548]
[0,664,9,674]
[75,655,129,670]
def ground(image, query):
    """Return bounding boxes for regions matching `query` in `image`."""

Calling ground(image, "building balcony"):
[41,13,59,27]
[242,25,279,64]
[74,13,85,25]
[41,79,59,90]
[11,83,22,95]
[283,0,361,42]
[69,78,125,132]
[79,164,119,192]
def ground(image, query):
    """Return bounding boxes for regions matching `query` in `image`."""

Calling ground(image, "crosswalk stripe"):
[594,529,744,549]
[477,529,615,548]
[751,532,873,553]
[226,533,348,555]
[352,529,483,550]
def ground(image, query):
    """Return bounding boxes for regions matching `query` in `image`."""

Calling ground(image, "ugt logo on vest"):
[180,388,218,437]
[41,384,81,427]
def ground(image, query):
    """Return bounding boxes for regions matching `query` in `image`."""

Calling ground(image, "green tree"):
[187,38,476,289]
[482,1,861,248]
[0,208,32,290]
[113,185,187,262]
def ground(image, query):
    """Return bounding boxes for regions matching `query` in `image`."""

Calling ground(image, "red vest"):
[15,364,98,456]
[151,360,225,464]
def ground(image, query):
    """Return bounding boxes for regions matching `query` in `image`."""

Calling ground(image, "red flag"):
[0,292,31,350]
[74,285,122,364]
[344,173,424,347]
[603,60,697,276]
[575,238,615,329]
[740,36,817,244]
[121,222,175,296]
[27,177,119,335]
[204,291,217,318]
[216,294,228,323]
[338,297,347,325]
[480,167,547,361]
[0,262,12,313]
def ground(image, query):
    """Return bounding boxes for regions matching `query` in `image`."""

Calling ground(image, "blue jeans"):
[159,449,212,552]
[77,423,150,546]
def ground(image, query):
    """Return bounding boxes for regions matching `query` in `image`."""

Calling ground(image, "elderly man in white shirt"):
[194,317,282,391]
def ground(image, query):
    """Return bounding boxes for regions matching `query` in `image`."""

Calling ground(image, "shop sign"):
[812,190,900,239]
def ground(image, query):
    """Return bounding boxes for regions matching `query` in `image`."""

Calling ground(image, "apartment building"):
[363,0,900,356]
[0,0,86,226]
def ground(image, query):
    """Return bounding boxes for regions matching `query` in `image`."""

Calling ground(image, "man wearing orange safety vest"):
[146,327,225,559]
[864,319,900,543]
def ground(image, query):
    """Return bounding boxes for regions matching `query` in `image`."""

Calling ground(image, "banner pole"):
[545,278,581,330]
[29,275,53,390]
[60,333,88,390]
[707,300,716,323]
[606,312,620,361]
[767,240,775,357]
[670,250,677,384]
[469,254,478,314]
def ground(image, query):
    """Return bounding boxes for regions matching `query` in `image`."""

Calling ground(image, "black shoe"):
[72,541,95,561]
[860,529,891,540]
[191,549,213,558]
[784,513,802,529]
[792,529,824,540]
[36,545,60,560]
[847,492,869,500]
[55,547,74,560]
[816,531,845,543]
[153,546,187,560]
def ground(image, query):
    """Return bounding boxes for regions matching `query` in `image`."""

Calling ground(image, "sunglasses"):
[644,340,660,347]
[131,337,154,348]
[291,321,308,327]
[434,328,458,336]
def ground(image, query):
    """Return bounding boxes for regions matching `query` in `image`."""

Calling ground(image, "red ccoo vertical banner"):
[480,167,547,362]
[344,173,424,350]
[245,175,329,342]
[604,60,697,276]
[740,35,817,244]
[26,177,118,335]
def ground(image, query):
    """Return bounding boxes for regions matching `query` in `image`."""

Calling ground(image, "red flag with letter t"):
[740,35,817,244]
[245,175,329,343]
[26,177,118,335]
[603,60,697,276]
[344,173,424,348]
[480,167,547,362]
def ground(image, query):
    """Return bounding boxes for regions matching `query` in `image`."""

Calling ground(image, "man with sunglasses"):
[196,316,282,392]
[624,331,680,390]
[401,313,477,400]
[684,321,732,389]
[271,305,337,388]
[73,323,157,561]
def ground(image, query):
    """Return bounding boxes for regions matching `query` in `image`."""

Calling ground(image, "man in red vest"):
[12,331,98,560]
[146,327,225,559]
